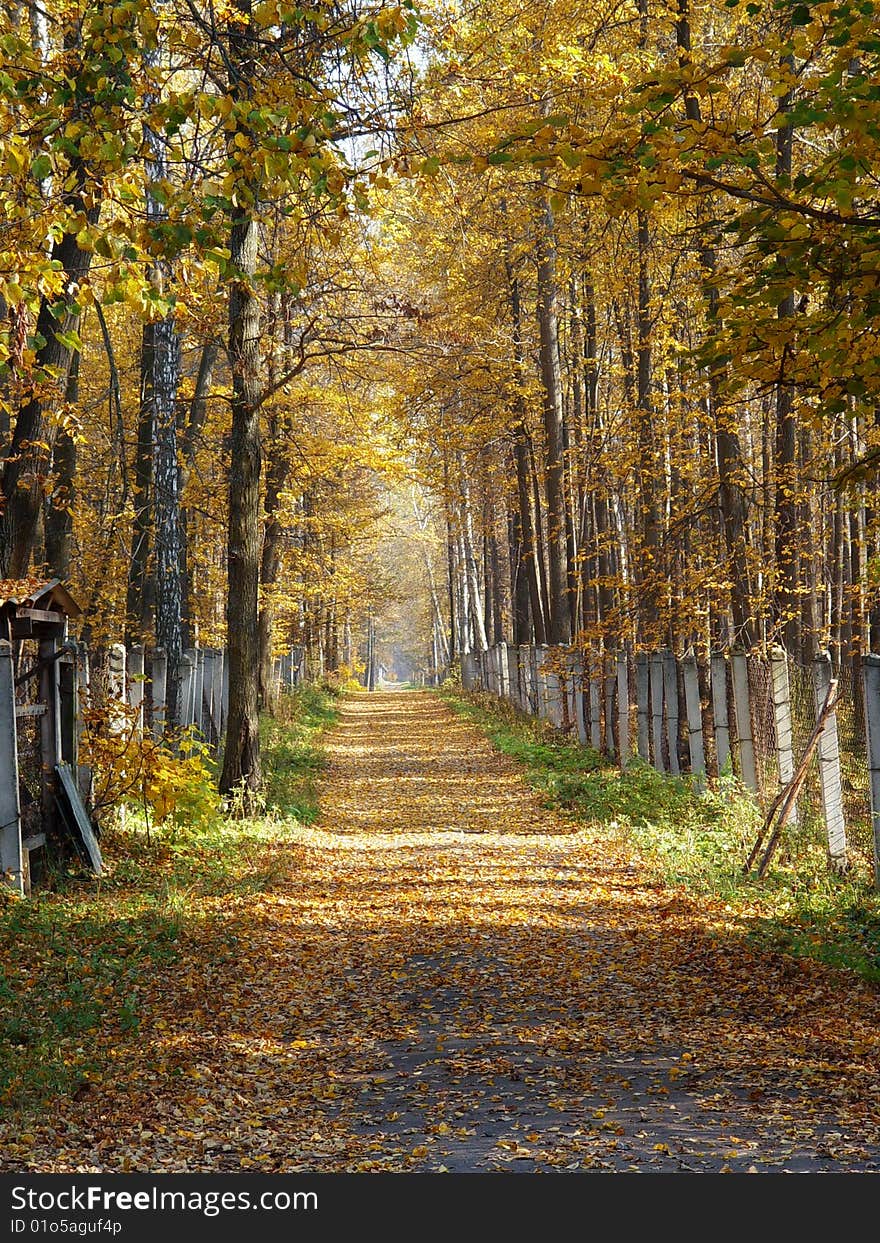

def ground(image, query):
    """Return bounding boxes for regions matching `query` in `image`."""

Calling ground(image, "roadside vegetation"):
[0,687,338,1116]
[444,691,880,984]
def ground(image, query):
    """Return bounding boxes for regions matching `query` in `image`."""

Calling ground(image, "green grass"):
[443,689,880,982]
[0,685,337,1115]
[260,683,339,821]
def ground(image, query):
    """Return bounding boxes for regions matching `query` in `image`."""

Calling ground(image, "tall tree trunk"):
[774,53,799,654]
[258,298,290,712]
[219,0,262,801]
[676,0,752,647]
[180,340,218,646]
[505,256,547,644]
[45,349,79,580]
[535,178,571,645]
[459,461,488,651]
[635,210,661,641]
[509,503,531,644]
[153,317,183,727]
[0,182,98,576]
[126,326,156,642]
[144,38,184,727]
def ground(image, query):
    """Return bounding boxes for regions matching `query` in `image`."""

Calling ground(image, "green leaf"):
[54,328,82,352]
[30,154,52,182]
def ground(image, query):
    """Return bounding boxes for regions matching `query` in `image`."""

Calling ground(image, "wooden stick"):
[744,676,840,878]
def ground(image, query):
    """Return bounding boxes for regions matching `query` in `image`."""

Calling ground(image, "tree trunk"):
[774,61,799,654]
[145,41,184,727]
[219,0,262,801]
[0,185,98,576]
[506,258,547,644]
[180,340,218,646]
[126,324,156,642]
[676,0,752,647]
[45,349,79,580]
[153,318,183,728]
[535,179,571,645]
[635,210,661,641]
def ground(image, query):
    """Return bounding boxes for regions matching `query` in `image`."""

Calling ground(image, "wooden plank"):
[39,636,61,834]
[650,652,665,771]
[15,703,47,718]
[616,651,630,766]
[683,653,705,787]
[13,607,66,624]
[663,650,680,776]
[0,640,24,895]
[59,652,77,765]
[710,652,731,775]
[636,652,650,762]
[55,763,102,874]
[731,650,758,793]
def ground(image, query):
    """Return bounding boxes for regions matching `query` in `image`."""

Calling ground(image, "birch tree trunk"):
[137,31,184,725]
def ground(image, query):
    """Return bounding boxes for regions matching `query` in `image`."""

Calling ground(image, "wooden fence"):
[461,643,880,886]
[1,640,306,895]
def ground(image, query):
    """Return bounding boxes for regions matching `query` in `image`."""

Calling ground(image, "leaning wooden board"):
[55,762,102,875]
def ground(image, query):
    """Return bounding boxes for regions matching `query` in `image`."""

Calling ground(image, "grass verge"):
[0,684,337,1117]
[443,689,880,983]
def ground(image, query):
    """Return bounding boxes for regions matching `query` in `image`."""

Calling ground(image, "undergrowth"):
[443,690,880,983]
[0,685,337,1115]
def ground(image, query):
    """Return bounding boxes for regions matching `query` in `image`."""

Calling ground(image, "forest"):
[2,0,880,1184]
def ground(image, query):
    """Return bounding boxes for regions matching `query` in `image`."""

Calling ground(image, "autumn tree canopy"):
[2,0,878,792]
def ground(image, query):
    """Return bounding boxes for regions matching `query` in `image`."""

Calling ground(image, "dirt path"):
[308,692,880,1171]
[11,691,880,1172]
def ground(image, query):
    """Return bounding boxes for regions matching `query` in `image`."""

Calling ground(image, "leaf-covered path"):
[9,691,880,1172]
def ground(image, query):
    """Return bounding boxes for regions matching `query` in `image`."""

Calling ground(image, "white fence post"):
[862,655,880,888]
[589,660,601,750]
[151,648,167,738]
[710,651,731,776]
[636,653,650,761]
[603,655,616,759]
[534,647,548,718]
[497,642,508,698]
[510,644,522,706]
[616,651,630,766]
[731,649,758,793]
[683,652,705,786]
[663,650,680,776]
[109,643,127,738]
[211,650,224,739]
[221,651,229,731]
[650,651,665,771]
[770,645,797,823]
[202,649,216,743]
[181,649,197,728]
[814,652,848,870]
[127,644,144,735]
[567,652,585,743]
[197,648,207,733]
